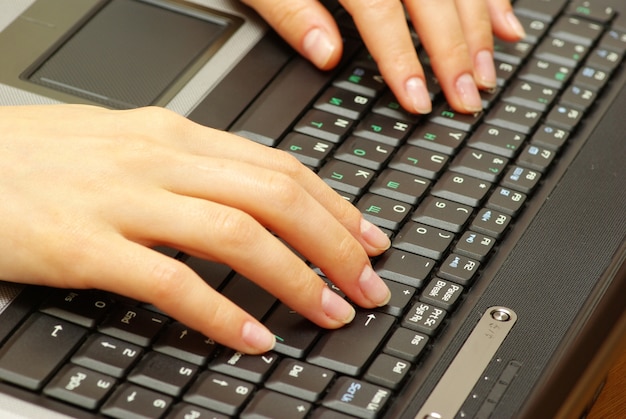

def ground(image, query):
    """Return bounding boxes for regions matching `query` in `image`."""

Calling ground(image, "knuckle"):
[147,259,190,301]
[211,209,261,250]
[266,172,307,214]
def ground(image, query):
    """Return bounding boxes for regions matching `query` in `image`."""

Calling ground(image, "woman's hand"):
[243,0,525,114]
[0,104,391,353]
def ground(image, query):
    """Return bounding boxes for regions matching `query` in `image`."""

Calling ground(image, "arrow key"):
[307,311,395,376]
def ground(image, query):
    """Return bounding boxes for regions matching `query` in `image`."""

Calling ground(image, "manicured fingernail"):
[322,286,355,324]
[359,265,391,307]
[475,50,497,88]
[506,11,527,39]
[456,73,483,113]
[303,27,335,69]
[361,218,391,251]
[242,321,275,352]
[405,77,432,114]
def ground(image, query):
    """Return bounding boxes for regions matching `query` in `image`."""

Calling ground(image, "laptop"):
[0,0,624,417]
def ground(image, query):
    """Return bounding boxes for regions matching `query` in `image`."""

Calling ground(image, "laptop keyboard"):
[0,0,625,418]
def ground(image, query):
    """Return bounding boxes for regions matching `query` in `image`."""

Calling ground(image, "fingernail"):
[475,50,497,89]
[360,218,391,251]
[405,77,432,114]
[242,321,275,352]
[506,11,527,39]
[359,265,391,307]
[322,286,355,324]
[455,73,483,113]
[303,27,335,69]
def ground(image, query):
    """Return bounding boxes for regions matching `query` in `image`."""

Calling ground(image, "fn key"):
[0,313,87,390]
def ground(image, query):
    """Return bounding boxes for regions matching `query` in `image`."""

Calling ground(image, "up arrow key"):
[307,311,394,375]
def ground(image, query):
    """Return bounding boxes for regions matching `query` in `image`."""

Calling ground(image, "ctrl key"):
[323,377,391,419]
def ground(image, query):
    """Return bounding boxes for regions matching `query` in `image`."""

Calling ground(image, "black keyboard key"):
[502,79,558,112]
[184,371,255,416]
[334,63,386,97]
[389,145,449,179]
[514,0,569,22]
[437,254,480,286]
[364,353,411,390]
[586,46,623,74]
[453,231,496,262]
[72,334,142,378]
[421,276,465,310]
[450,148,509,182]
[99,305,168,347]
[534,36,589,67]
[241,389,311,418]
[220,274,277,321]
[411,196,473,233]
[484,101,542,135]
[380,280,417,318]
[383,328,429,363]
[369,169,430,205]
[493,39,534,65]
[549,16,603,46]
[230,56,334,146]
[530,124,570,151]
[566,0,617,24]
[501,165,542,193]
[209,350,278,384]
[401,303,447,336]
[431,172,492,207]
[430,103,483,131]
[601,29,626,55]
[40,289,112,329]
[335,136,395,170]
[470,208,512,238]
[559,84,597,111]
[372,90,421,123]
[518,57,574,89]
[0,313,87,390]
[468,124,526,158]
[545,103,583,131]
[307,310,395,376]
[167,403,229,419]
[352,113,413,146]
[128,352,198,397]
[516,15,550,43]
[572,65,610,92]
[319,159,374,195]
[315,86,373,120]
[153,322,218,366]
[265,359,335,402]
[394,222,454,261]
[264,303,321,358]
[322,377,391,419]
[517,144,556,172]
[486,187,527,216]
[44,364,116,410]
[279,132,334,169]
[185,257,233,290]
[495,59,519,87]
[294,109,354,143]
[408,122,468,155]
[101,382,173,419]
[374,248,435,288]
[357,193,412,230]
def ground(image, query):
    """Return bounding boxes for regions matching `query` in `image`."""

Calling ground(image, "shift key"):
[0,313,87,390]
[307,310,395,376]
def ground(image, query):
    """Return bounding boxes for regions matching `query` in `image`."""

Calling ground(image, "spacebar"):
[229,56,333,146]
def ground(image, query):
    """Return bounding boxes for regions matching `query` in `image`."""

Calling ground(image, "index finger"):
[339,0,432,114]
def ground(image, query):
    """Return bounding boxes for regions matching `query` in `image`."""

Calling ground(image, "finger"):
[121,108,390,256]
[339,0,432,114]
[454,0,497,89]
[77,233,278,354]
[486,0,527,41]
[405,0,483,113]
[116,196,367,331]
[241,0,343,69]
